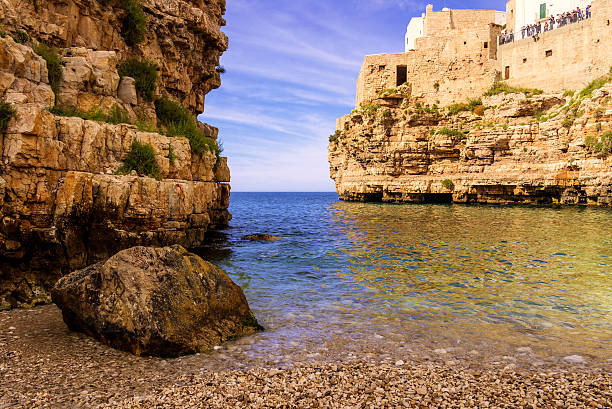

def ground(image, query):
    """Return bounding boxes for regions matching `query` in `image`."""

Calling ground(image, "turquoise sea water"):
[194,192,612,366]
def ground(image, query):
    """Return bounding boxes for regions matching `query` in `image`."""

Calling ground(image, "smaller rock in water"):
[563,355,587,364]
[241,234,282,242]
[51,245,263,357]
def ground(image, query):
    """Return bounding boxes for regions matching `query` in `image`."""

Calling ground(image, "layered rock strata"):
[0,0,231,308]
[329,84,612,206]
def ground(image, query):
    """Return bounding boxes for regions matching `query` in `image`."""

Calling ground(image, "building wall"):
[356,6,504,107]
[499,0,612,93]
[405,15,424,51]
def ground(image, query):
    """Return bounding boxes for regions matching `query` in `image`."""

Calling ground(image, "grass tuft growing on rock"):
[120,0,146,46]
[34,44,62,100]
[436,127,465,140]
[329,130,342,144]
[442,179,455,190]
[0,102,17,130]
[585,131,612,156]
[119,59,158,101]
[117,140,161,179]
[579,70,612,98]
[12,30,30,44]
[49,105,130,125]
[485,82,543,98]
[155,96,219,159]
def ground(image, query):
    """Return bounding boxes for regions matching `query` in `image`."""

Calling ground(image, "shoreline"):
[1,304,610,407]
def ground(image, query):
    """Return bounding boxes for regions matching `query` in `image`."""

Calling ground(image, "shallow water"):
[193,192,612,368]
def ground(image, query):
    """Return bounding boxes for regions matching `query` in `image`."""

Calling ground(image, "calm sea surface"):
[193,192,612,368]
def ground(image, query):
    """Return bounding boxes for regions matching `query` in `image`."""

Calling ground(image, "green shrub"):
[135,119,157,132]
[168,144,176,165]
[485,82,543,97]
[585,131,612,156]
[0,102,17,130]
[12,30,29,44]
[120,0,146,46]
[360,103,380,115]
[437,127,465,140]
[34,44,62,100]
[442,179,455,190]
[433,82,440,91]
[106,105,130,124]
[579,74,611,98]
[563,90,575,98]
[155,96,219,158]
[562,117,575,129]
[448,103,469,115]
[329,130,342,144]
[382,109,391,117]
[119,59,158,101]
[215,66,226,74]
[117,140,160,179]
[49,105,130,125]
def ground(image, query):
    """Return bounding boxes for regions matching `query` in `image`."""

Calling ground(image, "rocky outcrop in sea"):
[330,82,612,206]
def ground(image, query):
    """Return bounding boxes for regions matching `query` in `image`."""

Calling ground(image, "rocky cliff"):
[329,81,612,206]
[0,0,231,308]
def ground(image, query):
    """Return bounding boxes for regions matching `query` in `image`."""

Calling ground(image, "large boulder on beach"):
[51,245,262,357]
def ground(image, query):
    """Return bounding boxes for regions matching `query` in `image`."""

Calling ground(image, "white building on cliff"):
[507,0,592,33]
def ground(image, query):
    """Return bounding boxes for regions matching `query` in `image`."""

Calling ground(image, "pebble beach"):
[2,305,611,408]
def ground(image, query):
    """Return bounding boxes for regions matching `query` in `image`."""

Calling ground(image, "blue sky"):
[200,0,506,192]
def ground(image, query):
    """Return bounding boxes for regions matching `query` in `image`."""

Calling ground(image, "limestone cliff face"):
[0,0,231,308]
[0,0,227,113]
[329,84,612,206]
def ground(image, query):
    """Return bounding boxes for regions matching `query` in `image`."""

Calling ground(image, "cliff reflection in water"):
[208,193,611,363]
[328,201,612,354]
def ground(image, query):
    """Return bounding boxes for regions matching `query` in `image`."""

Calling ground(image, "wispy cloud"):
[206,0,506,191]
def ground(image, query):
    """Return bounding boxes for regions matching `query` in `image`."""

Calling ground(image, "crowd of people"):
[499,4,591,45]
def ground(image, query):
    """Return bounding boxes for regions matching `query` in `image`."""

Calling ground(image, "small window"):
[464,41,467,45]
[379,65,386,70]
[523,58,527,63]
[505,66,510,79]
[545,50,552,57]
[484,42,488,49]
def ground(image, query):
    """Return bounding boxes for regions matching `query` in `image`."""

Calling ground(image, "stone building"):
[355,0,611,109]
[357,4,505,107]
[500,0,611,92]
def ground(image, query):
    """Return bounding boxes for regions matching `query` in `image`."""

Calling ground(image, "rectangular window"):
[505,66,510,79]
[546,50,552,57]
[540,3,547,19]
[484,42,488,49]
[523,58,527,63]
[396,65,407,86]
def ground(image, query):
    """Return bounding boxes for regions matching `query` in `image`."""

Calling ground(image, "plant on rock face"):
[168,144,176,165]
[117,140,161,179]
[119,59,158,101]
[329,130,342,144]
[155,96,219,161]
[120,0,146,46]
[0,102,17,130]
[13,30,30,44]
[436,127,465,140]
[34,44,63,100]
[585,131,612,156]
[215,65,226,74]
[485,82,543,98]
[433,82,440,91]
[442,179,455,190]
